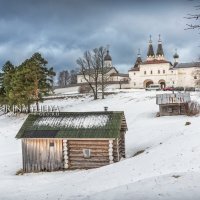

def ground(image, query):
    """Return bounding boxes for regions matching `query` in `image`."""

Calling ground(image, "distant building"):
[129,35,200,89]
[156,93,191,116]
[77,50,129,84]
[16,111,127,172]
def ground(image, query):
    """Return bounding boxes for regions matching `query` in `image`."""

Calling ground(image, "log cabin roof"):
[16,111,127,139]
[156,93,191,105]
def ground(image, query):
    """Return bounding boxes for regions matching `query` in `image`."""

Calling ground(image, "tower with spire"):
[134,49,142,68]
[156,34,165,60]
[147,35,155,61]
[173,49,179,66]
[104,46,112,68]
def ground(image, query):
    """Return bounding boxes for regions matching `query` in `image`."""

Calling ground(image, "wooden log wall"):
[160,104,187,116]
[119,132,125,158]
[113,132,125,162]
[120,115,126,158]
[22,139,63,172]
[68,140,110,169]
[22,135,126,172]
[113,139,119,162]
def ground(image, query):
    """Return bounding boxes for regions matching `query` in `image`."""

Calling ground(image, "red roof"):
[142,59,171,65]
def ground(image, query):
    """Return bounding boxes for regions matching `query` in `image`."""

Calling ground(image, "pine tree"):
[0,54,56,113]
[9,63,35,112]
[0,61,15,106]
[23,53,56,111]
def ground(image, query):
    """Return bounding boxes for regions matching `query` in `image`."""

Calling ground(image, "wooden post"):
[108,140,113,164]
[63,139,69,169]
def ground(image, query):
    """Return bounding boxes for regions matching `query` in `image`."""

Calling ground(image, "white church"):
[77,36,200,89]
[129,35,200,89]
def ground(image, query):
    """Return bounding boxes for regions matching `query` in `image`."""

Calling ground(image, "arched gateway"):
[143,79,153,88]
[158,79,166,89]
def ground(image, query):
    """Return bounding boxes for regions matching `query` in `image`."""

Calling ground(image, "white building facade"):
[129,36,200,89]
[77,50,129,84]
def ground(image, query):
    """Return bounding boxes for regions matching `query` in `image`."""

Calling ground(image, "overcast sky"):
[0,0,199,73]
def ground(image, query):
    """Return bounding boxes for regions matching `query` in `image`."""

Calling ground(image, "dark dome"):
[104,50,112,61]
[173,52,179,59]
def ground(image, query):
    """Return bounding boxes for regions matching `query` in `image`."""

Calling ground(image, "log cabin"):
[16,111,128,172]
[156,93,191,116]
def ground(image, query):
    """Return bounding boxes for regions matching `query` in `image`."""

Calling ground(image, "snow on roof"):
[156,93,191,105]
[16,111,127,138]
[33,115,109,129]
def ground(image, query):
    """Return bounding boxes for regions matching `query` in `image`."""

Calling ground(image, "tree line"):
[57,69,78,87]
[0,52,56,112]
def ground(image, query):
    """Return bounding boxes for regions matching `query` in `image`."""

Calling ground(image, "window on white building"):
[144,71,146,75]
[194,76,197,79]
[134,73,136,75]
[134,82,136,86]
[163,70,165,74]
[158,70,160,74]
[151,70,153,74]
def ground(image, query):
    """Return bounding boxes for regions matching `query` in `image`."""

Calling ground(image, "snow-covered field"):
[1,89,200,200]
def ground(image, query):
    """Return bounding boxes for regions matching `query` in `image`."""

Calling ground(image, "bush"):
[185,87,195,91]
[78,85,91,94]
[185,101,200,116]
[174,87,184,91]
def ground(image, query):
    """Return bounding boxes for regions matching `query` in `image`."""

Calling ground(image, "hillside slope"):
[1,90,200,200]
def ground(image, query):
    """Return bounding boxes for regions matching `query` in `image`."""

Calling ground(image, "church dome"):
[104,50,112,61]
[173,52,179,59]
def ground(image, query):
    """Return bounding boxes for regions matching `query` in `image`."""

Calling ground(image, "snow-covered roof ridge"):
[156,93,191,105]
[16,111,127,139]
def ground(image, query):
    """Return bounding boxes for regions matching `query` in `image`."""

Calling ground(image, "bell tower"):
[156,34,165,60]
[147,35,155,61]
[104,46,112,67]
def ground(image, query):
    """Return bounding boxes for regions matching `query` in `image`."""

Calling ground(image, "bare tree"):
[77,50,99,99]
[58,70,70,87]
[70,69,78,84]
[96,46,108,99]
[185,1,200,30]
[76,46,108,100]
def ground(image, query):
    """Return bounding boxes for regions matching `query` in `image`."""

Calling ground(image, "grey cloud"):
[0,0,199,73]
